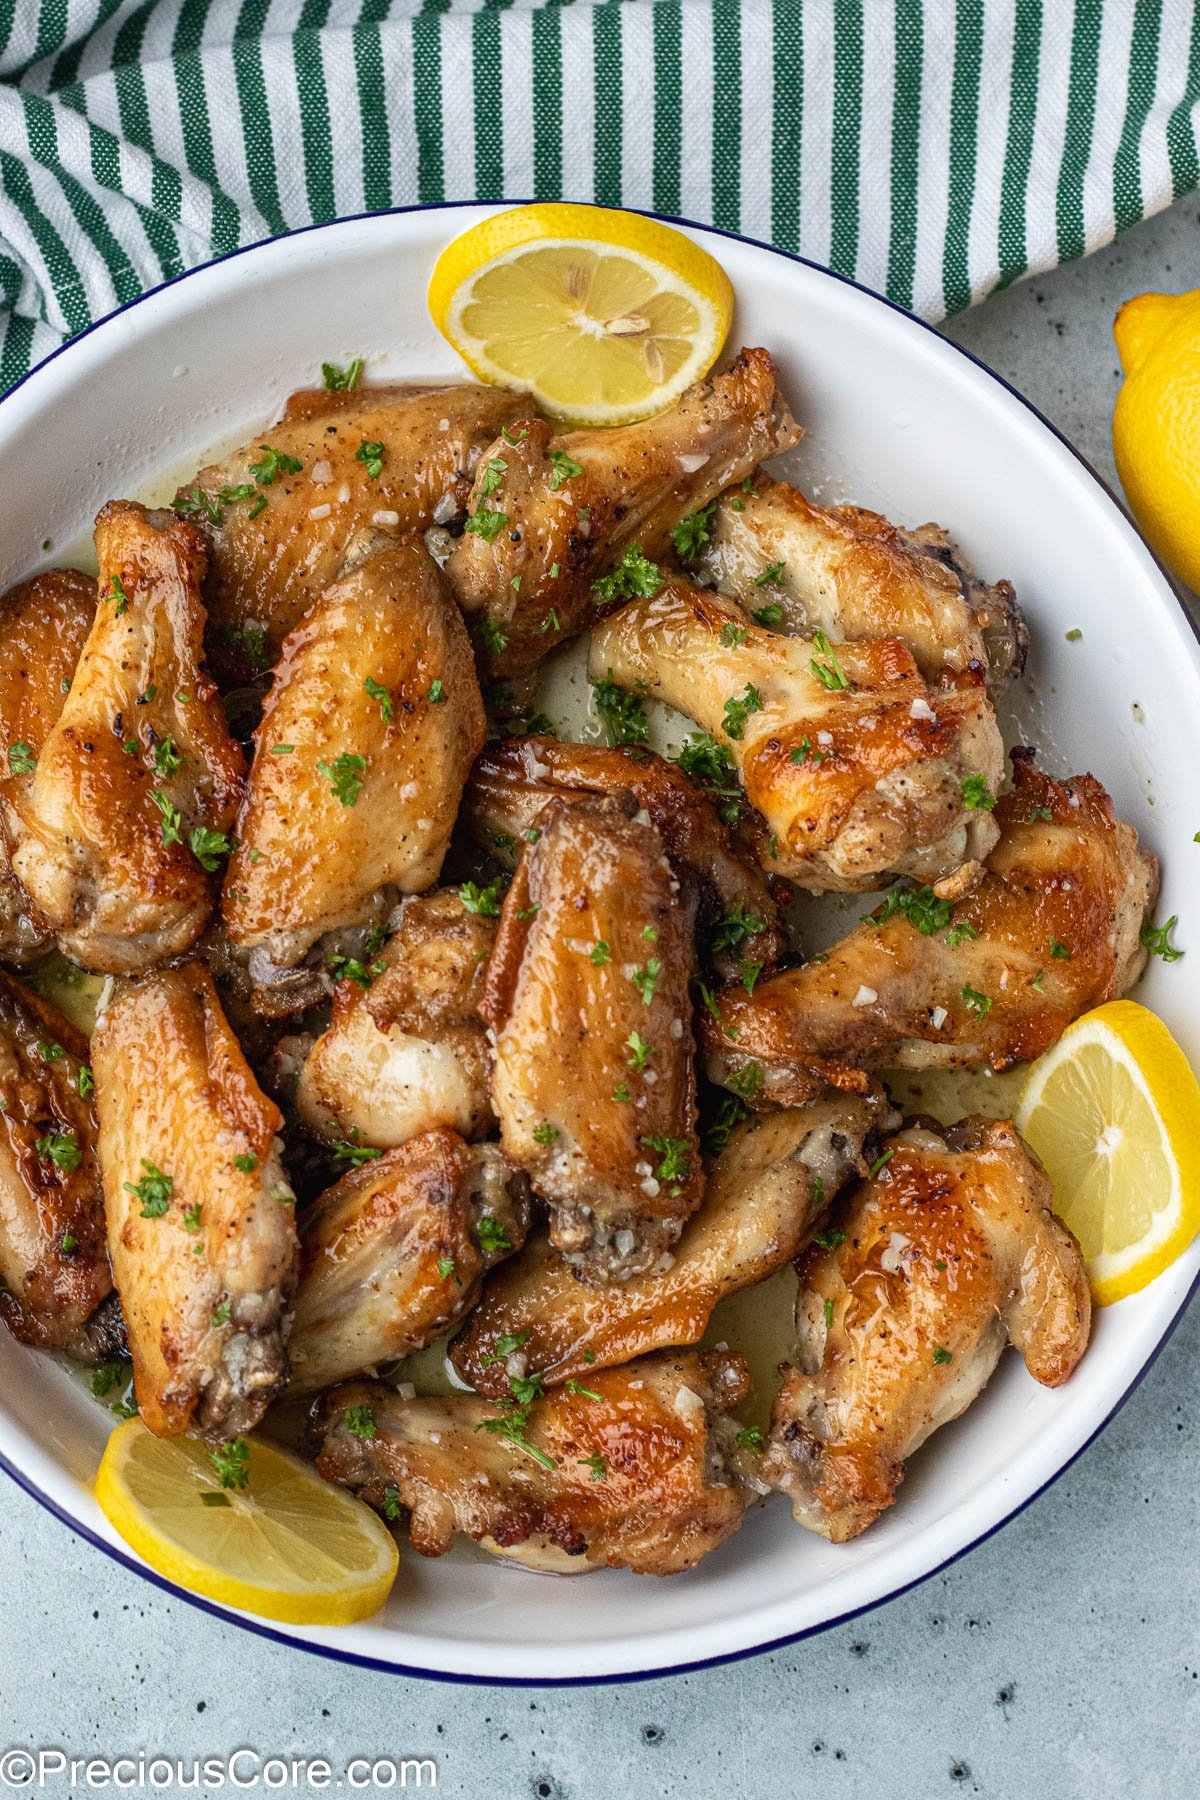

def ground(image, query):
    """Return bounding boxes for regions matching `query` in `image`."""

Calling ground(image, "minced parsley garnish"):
[478,456,507,499]
[331,1140,382,1165]
[675,732,742,824]
[183,1203,203,1235]
[437,1257,456,1282]
[153,736,182,778]
[149,790,183,846]
[188,827,234,871]
[365,675,393,722]
[641,1135,692,1183]
[631,958,662,1005]
[77,1066,94,1097]
[721,683,763,740]
[210,1439,250,1489]
[720,621,748,647]
[549,450,583,490]
[480,619,510,655]
[106,574,130,616]
[960,983,993,1016]
[1049,935,1072,960]
[625,1031,655,1072]
[753,602,783,626]
[465,505,508,542]
[736,1426,765,1454]
[960,774,997,810]
[459,879,503,916]
[533,1123,560,1146]
[754,561,784,587]
[703,1094,750,1154]
[233,1153,257,1173]
[670,502,716,561]
[321,357,363,391]
[250,445,303,485]
[591,544,663,603]
[564,1380,601,1400]
[1140,915,1184,962]
[579,1452,607,1481]
[123,1159,172,1215]
[428,678,446,704]
[345,1405,377,1440]
[37,1131,81,1171]
[355,440,385,479]
[475,1214,511,1254]
[591,672,649,747]
[809,630,850,691]
[813,1225,847,1252]
[6,740,35,775]
[590,941,612,965]
[932,1345,953,1366]
[317,751,367,806]
[710,904,763,954]
[872,884,953,937]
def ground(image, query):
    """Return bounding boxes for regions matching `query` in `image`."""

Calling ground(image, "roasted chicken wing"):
[694,479,1026,683]
[0,971,120,1359]
[222,531,484,978]
[703,752,1158,1106]
[446,348,802,678]
[92,960,299,1439]
[452,1090,896,1396]
[481,794,702,1283]
[589,575,1004,890]
[180,382,527,681]
[11,504,244,973]
[0,568,95,963]
[761,1116,1091,1541]
[293,889,496,1150]
[318,1348,749,1574]
[286,1129,529,1394]
[464,735,786,981]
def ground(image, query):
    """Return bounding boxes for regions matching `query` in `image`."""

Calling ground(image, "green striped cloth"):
[1,1,1198,392]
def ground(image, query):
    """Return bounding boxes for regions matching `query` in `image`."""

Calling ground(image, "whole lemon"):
[1113,289,1200,593]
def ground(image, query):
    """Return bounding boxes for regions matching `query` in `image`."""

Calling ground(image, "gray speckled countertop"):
[2,205,1199,1800]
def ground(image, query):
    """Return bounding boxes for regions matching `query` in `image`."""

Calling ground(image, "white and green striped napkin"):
[0,1,1198,392]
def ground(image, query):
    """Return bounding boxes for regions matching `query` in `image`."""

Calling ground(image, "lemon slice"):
[1015,1000,1200,1305]
[94,1419,398,1625]
[427,203,734,425]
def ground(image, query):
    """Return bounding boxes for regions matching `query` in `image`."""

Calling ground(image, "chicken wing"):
[92,960,299,1438]
[589,575,1004,891]
[451,1089,896,1396]
[703,752,1158,1106]
[179,382,527,682]
[286,1129,529,1394]
[317,1348,749,1574]
[0,971,121,1359]
[464,735,786,981]
[694,479,1026,683]
[293,888,496,1150]
[481,793,702,1283]
[761,1116,1091,1541]
[445,347,802,678]
[222,531,484,977]
[0,569,96,963]
[11,504,244,973]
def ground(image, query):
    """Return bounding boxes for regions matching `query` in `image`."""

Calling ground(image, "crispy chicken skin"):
[294,890,497,1150]
[696,479,1026,683]
[703,752,1158,1106]
[182,383,528,681]
[481,794,703,1284]
[446,348,802,678]
[318,1348,749,1574]
[0,569,95,963]
[464,735,786,980]
[286,1130,529,1394]
[222,532,485,972]
[589,575,1004,891]
[0,971,120,1359]
[11,504,244,973]
[761,1117,1091,1541]
[452,1090,897,1396]
[92,961,300,1439]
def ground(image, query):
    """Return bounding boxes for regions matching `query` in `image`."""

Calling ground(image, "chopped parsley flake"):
[960,774,997,811]
[345,1405,377,1440]
[932,1345,953,1366]
[755,561,785,587]
[641,1135,692,1183]
[721,683,763,740]
[960,983,993,1016]
[465,506,509,542]
[321,358,363,391]
[149,790,183,846]
[210,1438,250,1489]
[720,621,748,648]
[590,941,612,965]
[591,672,649,747]
[331,1140,382,1166]
[476,1214,511,1254]
[188,827,234,871]
[533,1123,560,1146]
[736,1426,765,1454]
[1140,915,1184,962]
[123,1159,172,1215]
[549,450,583,490]
[670,502,716,561]
[753,602,783,626]
[625,1031,655,1072]
[591,544,663,603]
[364,675,393,722]
[316,751,367,806]
[249,445,303,486]
[459,879,503,917]
[809,630,850,691]
[478,456,507,498]
[631,958,662,1005]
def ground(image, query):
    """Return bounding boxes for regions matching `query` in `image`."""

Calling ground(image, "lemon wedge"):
[427,203,734,425]
[1015,1000,1200,1305]
[94,1419,398,1625]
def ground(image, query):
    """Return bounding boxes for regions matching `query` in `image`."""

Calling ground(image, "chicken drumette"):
[446,347,801,677]
[180,381,527,681]
[92,961,299,1439]
[589,574,1004,891]
[318,1349,749,1575]
[292,888,497,1151]
[481,793,703,1283]
[693,478,1026,683]
[451,1089,896,1396]
[703,753,1158,1107]
[11,503,244,972]
[761,1116,1091,1541]
[286,1128,529,1394]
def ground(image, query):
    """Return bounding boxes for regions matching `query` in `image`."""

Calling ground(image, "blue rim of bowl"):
[0,199,1197,1689]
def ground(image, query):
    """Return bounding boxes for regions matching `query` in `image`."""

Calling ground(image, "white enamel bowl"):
[0,204,1197,1685]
